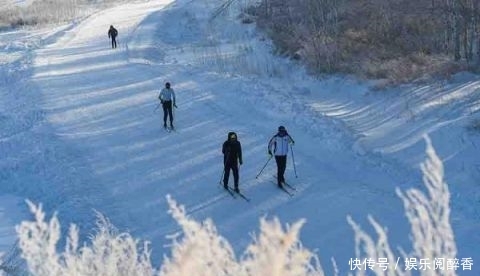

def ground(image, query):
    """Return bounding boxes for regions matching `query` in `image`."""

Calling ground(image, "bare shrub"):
[0,0,131,28]
[350,53,466,87]
[248,0,480,84]
[0,0,79,28]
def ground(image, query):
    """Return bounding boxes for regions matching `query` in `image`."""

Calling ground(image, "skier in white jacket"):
[268,126,295,188]
[158,82,177,129]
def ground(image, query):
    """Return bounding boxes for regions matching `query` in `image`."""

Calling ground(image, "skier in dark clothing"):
[108,25,118,49]
[158,82,177,129]
[268,126,295,188]
[222,132,243,192]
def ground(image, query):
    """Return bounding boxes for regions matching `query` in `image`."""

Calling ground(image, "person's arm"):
[288,134,295,144]
[159,89,164,103]
[222,141,227,154]
[222,142,230,166]
[238,142,243,165]
[268,136,275,155]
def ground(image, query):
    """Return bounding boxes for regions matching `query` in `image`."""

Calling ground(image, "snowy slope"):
[0,0,32,8]
[0,24,82,250]
[0,0,479,274]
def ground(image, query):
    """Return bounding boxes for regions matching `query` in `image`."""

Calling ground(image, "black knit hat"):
[228,132,237,140]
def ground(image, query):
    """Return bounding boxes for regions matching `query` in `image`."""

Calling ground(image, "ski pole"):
[172,101,176,128]
[290,144,297,178]
[172,101,175,119]
[219,151,230,185]
[153,103,160,113]
[218,167,226,185]
[255,155,272,179]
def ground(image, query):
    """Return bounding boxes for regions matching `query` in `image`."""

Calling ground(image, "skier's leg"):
[162,103,168,127]
[232,165,239,191]
[168,104,173,127]
[223,165,231,188]
[275,156,282,186]
[278,156,287,184]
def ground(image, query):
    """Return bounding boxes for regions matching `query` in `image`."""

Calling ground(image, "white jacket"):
[159,88,176,103]
[268,134,294,156]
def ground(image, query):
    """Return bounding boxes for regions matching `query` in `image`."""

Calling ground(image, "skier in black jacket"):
[108,25,118,49]
[222,132,243,192]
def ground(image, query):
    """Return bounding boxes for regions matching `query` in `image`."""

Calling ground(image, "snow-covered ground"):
[0,0,33,8]
[1,0,479,274]
[0,195,23,250]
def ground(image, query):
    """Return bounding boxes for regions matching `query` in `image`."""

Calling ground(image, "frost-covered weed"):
[239,217,324,276]
[159,196,238,276]
[348,136,457,276]
[16,204,153,276]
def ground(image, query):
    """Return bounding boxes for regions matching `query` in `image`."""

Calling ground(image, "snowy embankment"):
[0,24,81,252]
[0,0,478,274]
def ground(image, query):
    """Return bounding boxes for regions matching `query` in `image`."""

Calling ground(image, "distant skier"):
[108,25,118,49]
[222,132,243,193]
[268,126,295,188]
[158,82,177,129]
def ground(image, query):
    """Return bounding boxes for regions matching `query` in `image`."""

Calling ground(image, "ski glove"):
[268,150,272,156]
[174,103,178,108]
[239,160,243,165]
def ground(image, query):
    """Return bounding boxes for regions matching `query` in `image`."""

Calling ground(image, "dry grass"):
[247,0,479,86]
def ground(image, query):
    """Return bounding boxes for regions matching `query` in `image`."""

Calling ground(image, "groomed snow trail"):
[19,0,478,273]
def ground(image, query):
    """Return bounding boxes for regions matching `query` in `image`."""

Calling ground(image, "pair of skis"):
[164,126,175,133]
[273,176,296,197]
[224,181,296,201]
[224,186,250,202]
[221,176,298,201]
[278,183,295,197]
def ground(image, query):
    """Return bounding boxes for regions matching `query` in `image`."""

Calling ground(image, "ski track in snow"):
[0,0,479,273]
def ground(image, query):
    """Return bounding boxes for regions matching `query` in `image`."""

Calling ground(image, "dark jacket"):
[108,26,118,38]
[222,132,242,166]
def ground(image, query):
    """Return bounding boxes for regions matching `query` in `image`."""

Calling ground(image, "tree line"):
[247,0,480,84]
[0,0,121,29]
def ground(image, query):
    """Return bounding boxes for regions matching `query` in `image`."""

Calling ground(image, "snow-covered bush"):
[15,137,457,276]
[161,196,324,276]
[16,203,153,276]
[159,196,239,276]
[348,136,457,275]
